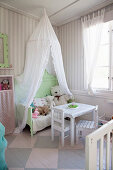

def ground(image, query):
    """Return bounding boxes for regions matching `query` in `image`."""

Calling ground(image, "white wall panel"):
[58,19,84,91]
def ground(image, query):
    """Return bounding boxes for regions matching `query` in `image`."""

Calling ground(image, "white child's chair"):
[76,105,98,144]
[51,108,70,147]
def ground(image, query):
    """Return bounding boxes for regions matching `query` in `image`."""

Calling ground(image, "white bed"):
[32,112,51,133]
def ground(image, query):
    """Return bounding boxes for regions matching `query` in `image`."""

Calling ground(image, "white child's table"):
[53,103,97,146]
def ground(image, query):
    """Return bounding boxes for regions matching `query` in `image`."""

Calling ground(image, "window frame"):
[92,20,113,92]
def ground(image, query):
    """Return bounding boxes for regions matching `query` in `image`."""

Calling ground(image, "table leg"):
[70,118,75,146]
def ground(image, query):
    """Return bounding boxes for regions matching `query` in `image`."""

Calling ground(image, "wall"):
[0,6,38,76]
[0,6,58,76]
[58,9,113,117]
[58,19,84,91]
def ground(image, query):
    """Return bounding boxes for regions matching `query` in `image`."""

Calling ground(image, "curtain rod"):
[81,2,113,18]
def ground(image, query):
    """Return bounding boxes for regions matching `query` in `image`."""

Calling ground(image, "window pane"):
[97,44,109,66]
[92,67,109,89]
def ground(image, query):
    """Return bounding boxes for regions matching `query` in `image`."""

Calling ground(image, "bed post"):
[27,107,33,136]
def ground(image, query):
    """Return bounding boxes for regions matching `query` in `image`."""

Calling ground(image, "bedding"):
[26,70,58,136]
[32,112,51,133]
[30,97,51,134]
[33,97,48,107]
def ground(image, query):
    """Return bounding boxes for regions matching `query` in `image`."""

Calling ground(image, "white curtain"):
[81,9,105,95]
[15,10,71,133]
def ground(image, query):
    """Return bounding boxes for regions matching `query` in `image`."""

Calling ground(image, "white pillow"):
[33,98,47,107]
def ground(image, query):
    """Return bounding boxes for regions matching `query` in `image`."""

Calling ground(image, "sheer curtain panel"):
[81,9,105,95]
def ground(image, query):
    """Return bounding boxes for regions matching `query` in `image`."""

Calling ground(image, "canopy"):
[15,11,71,132]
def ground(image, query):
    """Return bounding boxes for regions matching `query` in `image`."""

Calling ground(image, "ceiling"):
[0,0,112,25]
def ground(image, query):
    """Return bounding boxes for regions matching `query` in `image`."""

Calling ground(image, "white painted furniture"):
[52,103,97,146]
[0,68,14,75]
[51,108,70,147]
[76,105,98,144]
[86,119,113,170]
[0,75,15,134]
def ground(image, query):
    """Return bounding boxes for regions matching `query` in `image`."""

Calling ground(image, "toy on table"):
[1,79,10,90]
[68,103,78,108]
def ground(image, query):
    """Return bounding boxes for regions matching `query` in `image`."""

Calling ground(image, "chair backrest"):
[52,108,64,131]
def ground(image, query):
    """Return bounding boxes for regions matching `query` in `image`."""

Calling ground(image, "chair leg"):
[61,132,64,147]
[76,129,79,144]
[51,126,54,141]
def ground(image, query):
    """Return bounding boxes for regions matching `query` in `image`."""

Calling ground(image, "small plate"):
[68,104,78,109]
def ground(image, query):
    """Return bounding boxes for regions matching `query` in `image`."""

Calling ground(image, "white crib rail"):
[85,119,113,170]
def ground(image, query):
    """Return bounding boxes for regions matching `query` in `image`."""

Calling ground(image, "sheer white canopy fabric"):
[81,9,105,95]
[15,11,71,132]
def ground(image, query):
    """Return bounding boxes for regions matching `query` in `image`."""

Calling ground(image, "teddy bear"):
[32,105,50,116]
[38,105,50,116]
[1,79,10,90]
[46,96,55,109]
[51,86,74,106]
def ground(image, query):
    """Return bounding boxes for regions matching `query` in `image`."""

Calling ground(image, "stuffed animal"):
[2,79,10,90]
[34,108,39,114]
[46,96,55,109]
[38,105,50,116]
[51,86,74,106]
[32,108,40,118]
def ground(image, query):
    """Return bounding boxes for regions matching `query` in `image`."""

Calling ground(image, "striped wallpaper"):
[0,6,58,76]
[58,19,84,91]
[0,6,38,76]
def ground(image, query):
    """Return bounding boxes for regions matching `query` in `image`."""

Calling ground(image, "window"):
[92,20,113,90]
